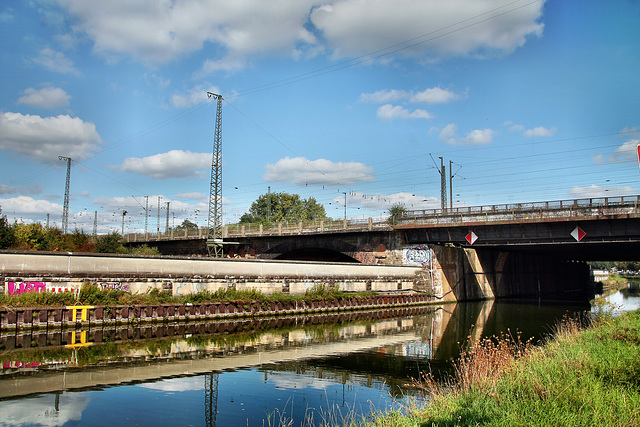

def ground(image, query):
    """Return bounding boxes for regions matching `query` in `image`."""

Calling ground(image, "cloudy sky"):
[1,0,639,234]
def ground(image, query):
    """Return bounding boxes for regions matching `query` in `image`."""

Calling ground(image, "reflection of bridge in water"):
[0,301,501,400]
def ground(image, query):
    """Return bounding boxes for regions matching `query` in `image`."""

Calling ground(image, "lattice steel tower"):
[59,156,71,234]
[206,93,223,257]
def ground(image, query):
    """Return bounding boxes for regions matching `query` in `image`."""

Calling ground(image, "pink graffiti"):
[7,282,46,296]
[7,282,79,297]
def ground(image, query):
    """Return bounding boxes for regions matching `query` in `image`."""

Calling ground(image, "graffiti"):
[6,282,81,296]
[403,246,431,266]
[7,282,46,295]
[98,282,130,292]
[174,282,207,295]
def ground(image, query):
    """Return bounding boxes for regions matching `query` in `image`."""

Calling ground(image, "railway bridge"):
[127,195,640,301]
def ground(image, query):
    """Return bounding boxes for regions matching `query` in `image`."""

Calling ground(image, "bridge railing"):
[125,216,392,242]
[397,195,640,226]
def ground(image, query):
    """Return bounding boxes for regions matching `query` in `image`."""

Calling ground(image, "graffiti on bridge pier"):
[403,246,431,266]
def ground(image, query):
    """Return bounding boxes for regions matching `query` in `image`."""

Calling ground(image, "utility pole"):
[206,92,224,257]
[121,210,127,235]
[58,156,71,233]
[267,186,271,222]
[144,196,149,236]
[343,192,347,220]
[165,201,170,233]
[157,196,161,234]
[449,160,453,211]
[439,157,447,212]
[93,211,97,237]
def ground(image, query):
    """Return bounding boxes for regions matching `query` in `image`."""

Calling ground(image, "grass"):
[0,283,379,308]
[359,308,640,427]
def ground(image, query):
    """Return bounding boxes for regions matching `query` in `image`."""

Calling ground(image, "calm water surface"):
[2,293,630,427]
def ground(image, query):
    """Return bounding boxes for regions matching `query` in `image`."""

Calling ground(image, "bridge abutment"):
[429,245,593,302]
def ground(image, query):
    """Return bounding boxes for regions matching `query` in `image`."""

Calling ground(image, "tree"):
[0,208,14,249]
[388,203,407,225]
[95,232,127,253]
[175,219,199,233]
[240,192,327,224]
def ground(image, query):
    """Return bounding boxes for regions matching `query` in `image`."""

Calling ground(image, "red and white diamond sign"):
[571,226,586,242]
[465,231,478,244]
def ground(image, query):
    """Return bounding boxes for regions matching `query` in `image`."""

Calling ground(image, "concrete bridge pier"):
[430,245,593,303]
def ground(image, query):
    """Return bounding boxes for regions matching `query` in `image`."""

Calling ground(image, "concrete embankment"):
[0,251,426,296]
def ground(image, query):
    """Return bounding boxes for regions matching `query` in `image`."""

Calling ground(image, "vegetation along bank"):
[361,306,640,426]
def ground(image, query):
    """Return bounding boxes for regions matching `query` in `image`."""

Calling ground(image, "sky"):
[1,0,639,235]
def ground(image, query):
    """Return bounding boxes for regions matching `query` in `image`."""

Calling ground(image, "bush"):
[95,232,127,253]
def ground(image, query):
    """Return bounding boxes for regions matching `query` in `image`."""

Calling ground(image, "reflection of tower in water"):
[205,373,219,427]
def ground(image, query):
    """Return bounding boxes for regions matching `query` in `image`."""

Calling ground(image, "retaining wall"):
[0,251,424,296]
[0,293,433,331]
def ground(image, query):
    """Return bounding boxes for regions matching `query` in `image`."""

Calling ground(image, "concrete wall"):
[0,251,423,297]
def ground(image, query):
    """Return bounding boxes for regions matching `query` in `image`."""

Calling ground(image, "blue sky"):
[0,0,639,234]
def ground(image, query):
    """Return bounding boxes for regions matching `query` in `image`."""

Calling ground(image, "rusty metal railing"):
[397,195,640,226]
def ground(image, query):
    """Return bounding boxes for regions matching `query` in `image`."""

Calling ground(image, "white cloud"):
[361,87,459,104]
[377,104,433,120]
[114,150,211,179]
[57,0,318,66]
[55,0,544,67]
[263,157,375,186]
[0,196,62,223]
[599,140,639,164]
[33,48,80,75]
[439,123,494,145]
[410,87,459,103]
[523,126,557,137]
[310,0,545,59]
[139,377,204,392]
[466,129,495,145]
[0,112,102,163]
[505,122,556,136]
[171,84,221,108]
[568,185,635,199]
[17,87,71,108]
[0,393,89,427]
[360,89,410,103]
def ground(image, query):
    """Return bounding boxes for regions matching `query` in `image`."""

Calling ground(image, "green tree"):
[95,232,127,253]
[388,203,407,225]
[174,219,199,233]
[0,208,15,249]
[240,192,327,224]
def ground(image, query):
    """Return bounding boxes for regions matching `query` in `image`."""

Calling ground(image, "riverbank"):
[0,286,434,331]
[365,308,640,426]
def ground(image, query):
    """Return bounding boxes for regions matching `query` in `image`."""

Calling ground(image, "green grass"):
[362,309,640,427]
[0,284,378,308]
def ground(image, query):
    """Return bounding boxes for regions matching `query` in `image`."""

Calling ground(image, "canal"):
[1,286,638,427]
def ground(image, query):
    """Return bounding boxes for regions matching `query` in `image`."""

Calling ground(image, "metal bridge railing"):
[124,196,640,243]
[125,217,392,242]
[397,195,640,226]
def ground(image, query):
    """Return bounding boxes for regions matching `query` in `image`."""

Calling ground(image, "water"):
[602,280,640,316]
[0,300,597,426]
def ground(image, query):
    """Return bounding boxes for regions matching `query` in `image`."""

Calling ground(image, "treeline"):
[589,261,640,271]
[0,211,159,255]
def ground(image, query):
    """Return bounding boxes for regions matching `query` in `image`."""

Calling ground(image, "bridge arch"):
[265,238,363,263]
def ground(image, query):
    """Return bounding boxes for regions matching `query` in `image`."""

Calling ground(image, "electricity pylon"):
[206,92,223,257]
[59,156,71,234]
